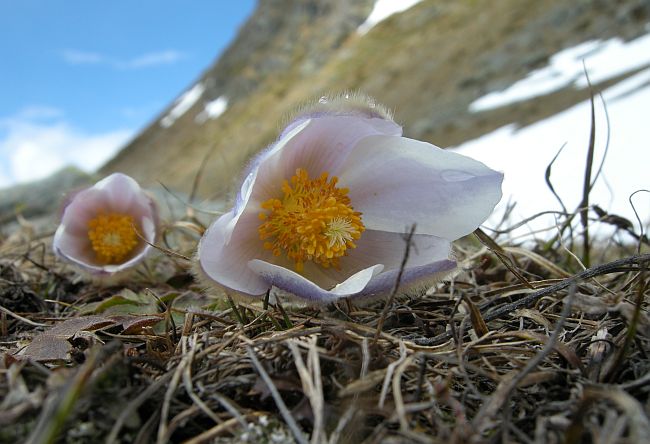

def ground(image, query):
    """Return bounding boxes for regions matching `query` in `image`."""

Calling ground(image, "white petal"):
[207,115,404,293]
[139,216,156,243]
[58,188,105,235]
[249,115,402,206]
[303,229,452,287]
[95,173,142,213]
[248,260,384,303]
[244,230,450,302]
[53,223,93,268]
[339,135,503,240]
[345,229,451,270]
[100,244,152,274]
[355,259,457,299]
[233,119,311,214]
[197,209,273,296]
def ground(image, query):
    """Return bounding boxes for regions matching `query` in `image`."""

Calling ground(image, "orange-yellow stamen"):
[87,213,139,264]
[258,168,365,272]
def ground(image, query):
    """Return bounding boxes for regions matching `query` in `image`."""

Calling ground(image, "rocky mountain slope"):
[101,0,650,201]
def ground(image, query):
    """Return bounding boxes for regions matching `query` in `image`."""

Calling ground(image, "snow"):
[357,0,423,35]
[451,66,650,240]
[195,95,228,124]
[469,33,650,113]
[160,83,205,128]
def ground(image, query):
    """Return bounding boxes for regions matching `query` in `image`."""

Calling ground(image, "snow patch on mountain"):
[160,83,205,128]
[470,33,650,112]
[453,66,650,240]
[195,96,229,124]
[358,0,423,35]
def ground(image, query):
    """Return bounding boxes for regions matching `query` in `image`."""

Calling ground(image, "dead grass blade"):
[578,74,597,268]
[106,371,174,444]
[565,386,650,443]
[629,189,650,254]
[472,283,576,436]
[604,269,647,382]
[503,246,572,278]
[246,346,308,444]
[288,337,325,443]
[462,294,489,338]
[374,224,416,342]
[474,228,534,289]
[544,142,569,217]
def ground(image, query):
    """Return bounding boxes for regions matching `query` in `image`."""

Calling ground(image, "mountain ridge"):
[101,0,650,201]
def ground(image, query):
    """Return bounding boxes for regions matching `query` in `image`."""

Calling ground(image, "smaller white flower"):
[53,173,158,275]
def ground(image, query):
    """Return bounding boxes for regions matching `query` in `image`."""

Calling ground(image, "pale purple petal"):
[101,174,158,226]
[233,119,311,213]
[248,260,384,303]
[344,229,451,270]
[94,244,153,274]
[304,230,452,288]
[339,135,503,240]
[53,224,93,268]
[95,173,141,213]
[354,259,457,299]
[247,115,402,206]
[279,109,400,143]
[58,188,107,235]
[197,208,274,296]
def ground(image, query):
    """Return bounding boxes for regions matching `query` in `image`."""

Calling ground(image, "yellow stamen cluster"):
[258,168,365,272]
[87,213,139,264]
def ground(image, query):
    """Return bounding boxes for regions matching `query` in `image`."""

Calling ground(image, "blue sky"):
[0,0,255,187]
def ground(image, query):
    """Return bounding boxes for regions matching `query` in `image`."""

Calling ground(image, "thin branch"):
[374,224,416,342]
[0,304,47,327]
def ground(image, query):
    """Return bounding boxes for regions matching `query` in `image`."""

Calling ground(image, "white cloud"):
[15,105,65,120]
[61,48,186,69]
[126,50,186,69]
[62,49,106,65]
[0,108,133,187]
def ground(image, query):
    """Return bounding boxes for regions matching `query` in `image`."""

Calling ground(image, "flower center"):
[87,213,139,264]
[258,168,365,272]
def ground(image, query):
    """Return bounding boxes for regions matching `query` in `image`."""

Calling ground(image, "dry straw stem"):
[374,223,417,343]
[246,345,309,444]
[288,337,325,443]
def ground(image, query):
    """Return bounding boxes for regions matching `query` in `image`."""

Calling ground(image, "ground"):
[1,186,649,443]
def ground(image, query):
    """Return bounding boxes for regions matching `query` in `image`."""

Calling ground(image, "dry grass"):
[0,201,648,444]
